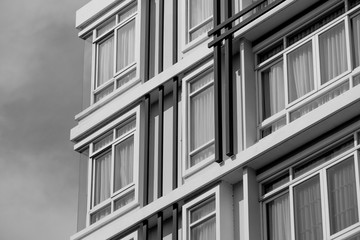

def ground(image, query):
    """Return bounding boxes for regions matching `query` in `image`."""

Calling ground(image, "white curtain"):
[294,176,323,240]
[191,217,216,240]
[319,22,347,84]
[327,157,358,234]
[288,42,314,102]
[262,61,285,119]
[94,151,111,205]
[90,204,111,224]
[352,14,360,67]
[114,136,134,192]
[97,36,114,87]
[191,199,215,222]
[267,193,290,240]
[189,0,213,41]
[117,20,135,72]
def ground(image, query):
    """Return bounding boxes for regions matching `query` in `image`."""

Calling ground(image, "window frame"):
[259,132,360,240]
[91,0,140,104]
[182,60,215,178]
[86,106,140,226]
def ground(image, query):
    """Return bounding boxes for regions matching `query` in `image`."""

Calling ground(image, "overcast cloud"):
[0,0,88,239]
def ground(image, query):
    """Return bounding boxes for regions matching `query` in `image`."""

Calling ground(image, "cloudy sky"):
[0,0,89,239]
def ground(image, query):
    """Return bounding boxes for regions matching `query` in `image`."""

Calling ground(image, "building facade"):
[70,0,360,239]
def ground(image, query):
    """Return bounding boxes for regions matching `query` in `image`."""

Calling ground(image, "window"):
[261,134,360,240]
[115,231,138,240]
[257,10,360,137]
[182,62,215,175]
[87,108,140,225]
[92,2,139,103]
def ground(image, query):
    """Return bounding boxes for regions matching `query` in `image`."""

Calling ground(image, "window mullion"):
[313,36,321,90]
[289,184,295,240]
[354,151,360,228]
[320,168,330,239]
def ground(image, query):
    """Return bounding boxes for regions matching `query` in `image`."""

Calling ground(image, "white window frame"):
[256,12,358,138]
[86,106,140,226]
[91,0,141,104]
[259,131,360,240]
[118,231,138,240]
[182,60,215,178]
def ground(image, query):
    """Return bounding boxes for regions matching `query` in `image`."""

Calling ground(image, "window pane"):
[116,118,136,138]
[261,61,285,119]
[190,71,213,93]
[327,157,358,234]
[352,14,360,68]
[119,4,137,23]
[190,198,215,223]
[114,136,134,192]
[93,132,113,152]
[94,151,111,205]
[116,20,135,72]
[287,41,314,102]
[97,17,116,37]
[261,117,286,138]
[294,176,323,240]
[190,21,213,42]
[346,232,360,240]
[189,0,213,29]
[94,84,114,102]
[319,22,347,84]
[114,190,135,211]
[354,74,360,87]
[117,68,136,89]
[190,85,214,151]
[97,36,114,87]
[90,204,111,224]
[264,173,289,194]
[266,193,290,240]
[190,216,216,240]
[190,144,215,167]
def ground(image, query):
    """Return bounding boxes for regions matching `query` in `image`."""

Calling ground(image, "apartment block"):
[70,0,360,239]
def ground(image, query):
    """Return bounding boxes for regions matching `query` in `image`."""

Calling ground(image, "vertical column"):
[157,212,163,240]
[172,77,179,190]
[213,0,223,163]
[142,220,148,240]
[144,0,151,81]
[172,204,179,240]
[143,95,151,206]
[172,0,178,65]
[224,0,234,157]
[158,86,164,198]
[158,0,164,73]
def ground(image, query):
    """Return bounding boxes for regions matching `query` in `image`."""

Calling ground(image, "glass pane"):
[352,14,360,68]
[287,42,314,102]
[294,137,354,177]
[116,118,136,138]
[97,17,116,37]
[290,81,349,121]
[319,22,347,84]
[82,35,93,109]
[190,71,213,93]
[190,85,214,151]
[189,0,213,29]
[266,193,290,240]
[190,216,216,240]
[93,132,113,152]
[90,204,111,224]
[264,173,289,194]
[261,117,286,138]
[354,74,360,87]
[114,136,134,192]
[117,68,136,89]
[294,176,323,240]
[191,198,216,223]
[327,157,358,234]
[94,84,114,103]
[261,61,285,120]
[119,4,137,23]
[189,21,213,41]
[97,36,114,86]
[346,232,360,240]
[114,190,135,211]
[190,144,215,167]
[116,20,135,72]
[94,151,111,205]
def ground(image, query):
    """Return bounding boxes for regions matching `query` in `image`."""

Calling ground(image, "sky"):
[0,0,89,239]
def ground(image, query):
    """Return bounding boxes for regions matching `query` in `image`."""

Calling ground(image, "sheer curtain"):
[267,193,290,240]
[352,14,360,67]
[190,199,216,240]
[327,157,358,234]
[319,22,347,84]
[288,42,314,102]
[294,176,323,240]
[189,0,213,41]
[94,151,111,205]
[97,36,114,87]
[262,61,285,119]
[114,136,134,192]
[117,20,135,72]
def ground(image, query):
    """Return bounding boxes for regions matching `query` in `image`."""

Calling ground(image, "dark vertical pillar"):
[157,212,163,240]
[172,204,178,240]
[142,220,148,240]
[213,0,223,163]
[144,0,151,81]
[172,0,178,65]
[143,95,151,205]
[158,86,164,198]
[224,0,234,157]
[158,0,164,73]
[172,77,178,190]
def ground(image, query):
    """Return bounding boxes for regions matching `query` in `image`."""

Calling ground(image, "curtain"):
[191,199,215,222]
[262,61,285,119]
[90,204,111,224]
[189,0,213,41]
[288,42,314,102]
[352,14,360,68]
[294,176,323,240]
[267,193,290,240]
[191,217,216,240]
[114,136,134,192]
[327,157,358,234]
[319,22,347,84]
[117,20,135,72]
[94,151,111,205]
[97,36,114,87]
